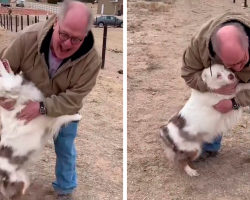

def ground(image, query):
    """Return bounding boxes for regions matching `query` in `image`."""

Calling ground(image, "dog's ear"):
[0,59,13,77]
[201,72,207,83]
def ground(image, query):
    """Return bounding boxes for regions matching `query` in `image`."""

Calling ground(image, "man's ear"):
[201,72,207,82]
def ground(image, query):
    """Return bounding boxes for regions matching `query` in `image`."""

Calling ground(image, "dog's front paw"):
[184,165,199,177]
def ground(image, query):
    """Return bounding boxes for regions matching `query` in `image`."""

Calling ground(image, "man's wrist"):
[39,101,47,115]
[231,98,240,110]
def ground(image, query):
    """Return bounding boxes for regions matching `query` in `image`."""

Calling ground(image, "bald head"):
[211,22,249,71]
[216,25,244,58]
[57,0,93,34]
[211,22,248,58]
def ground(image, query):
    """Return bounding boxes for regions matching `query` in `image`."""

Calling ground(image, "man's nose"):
[63,39,72,48]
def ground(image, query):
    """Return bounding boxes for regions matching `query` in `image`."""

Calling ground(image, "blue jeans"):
[202,135,222,152]
[52,121,78,194]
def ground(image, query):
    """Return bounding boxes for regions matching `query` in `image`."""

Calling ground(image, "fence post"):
[243,0,247,7]
[35,16,37,23]
[6,15,9,30]
[27,15,29,26]
[101,25,107,69]
[0,14,2,27]
[10,15,12,32]
[21,15,23,30]
[233,0,235,3]
[15,15,18,32]
[3,15,5,29]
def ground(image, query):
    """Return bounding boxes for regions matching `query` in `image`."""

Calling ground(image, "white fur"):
[0,59,82,198]
[161,64,250,177]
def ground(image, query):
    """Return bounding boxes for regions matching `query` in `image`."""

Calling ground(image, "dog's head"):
[0,169,29,200]
[201,64,237,90]
[0,59,23,100]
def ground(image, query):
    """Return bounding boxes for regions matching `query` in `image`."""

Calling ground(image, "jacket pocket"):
[21,53,38,74]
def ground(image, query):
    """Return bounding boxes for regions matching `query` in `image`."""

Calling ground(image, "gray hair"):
[211,22,249,59]
[57,0,93,35]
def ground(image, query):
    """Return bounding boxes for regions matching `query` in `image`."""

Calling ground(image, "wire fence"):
[0,13,123,70]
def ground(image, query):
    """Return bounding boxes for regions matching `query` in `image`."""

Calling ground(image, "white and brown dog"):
[160,63,250,177]
[0,59,82,199]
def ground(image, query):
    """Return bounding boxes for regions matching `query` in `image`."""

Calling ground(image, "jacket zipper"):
[40,53,52,97]
[39,46,95,95]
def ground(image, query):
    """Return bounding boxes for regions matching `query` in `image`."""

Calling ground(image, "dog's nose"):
[228,73,234,80]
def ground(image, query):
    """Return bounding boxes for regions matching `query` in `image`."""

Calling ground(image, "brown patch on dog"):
[160,114,202,174]
[174,149,199,173]
[3,181,25,200]
[0,168,25,199]
[0,146,33,166]
[160,125,176,150]
[169,114,186,129]
[0,169,10,181]
[168,113,205,142]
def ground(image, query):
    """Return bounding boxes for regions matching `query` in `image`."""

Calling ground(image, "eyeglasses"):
[58,27,83,45]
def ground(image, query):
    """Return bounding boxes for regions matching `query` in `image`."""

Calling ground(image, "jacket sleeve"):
[181,37,210,92]
[44,56,102,117]
[0,36,23,74]
[235,90,250,107]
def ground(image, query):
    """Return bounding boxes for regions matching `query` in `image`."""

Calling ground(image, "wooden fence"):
[0,14,48,32]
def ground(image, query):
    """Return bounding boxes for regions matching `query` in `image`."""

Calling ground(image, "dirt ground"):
[127,0,250,200]
[0,12,123,200]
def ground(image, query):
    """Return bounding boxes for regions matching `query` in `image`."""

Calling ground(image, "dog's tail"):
[160,125,171,145]
[48,113,82,139]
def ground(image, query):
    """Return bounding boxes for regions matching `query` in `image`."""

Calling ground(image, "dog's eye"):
[217,74,221,78]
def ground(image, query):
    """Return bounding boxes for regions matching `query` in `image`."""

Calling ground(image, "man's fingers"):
[24,118,31,125]
[16,111,26,119]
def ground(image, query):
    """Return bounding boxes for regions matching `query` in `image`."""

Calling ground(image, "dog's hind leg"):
[176,150,200,177]
[184,165,199,177]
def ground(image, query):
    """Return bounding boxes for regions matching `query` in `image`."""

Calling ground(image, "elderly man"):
[181,11,250,160]
[0,0,101,199]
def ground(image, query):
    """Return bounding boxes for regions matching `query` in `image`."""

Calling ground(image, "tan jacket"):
[0,15,102,117]
[181,11,250,107]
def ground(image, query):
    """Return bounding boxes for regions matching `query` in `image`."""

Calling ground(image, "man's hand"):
[0,98,16,111]
[16,101,41,125]
[212,82,237,95]
[213,99,233,113]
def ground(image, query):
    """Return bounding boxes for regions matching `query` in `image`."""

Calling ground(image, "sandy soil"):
[0,12,123,200]
[127,0,250,200]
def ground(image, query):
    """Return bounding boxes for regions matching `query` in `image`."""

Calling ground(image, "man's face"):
[51,17,87,60]
[220,45,249,72]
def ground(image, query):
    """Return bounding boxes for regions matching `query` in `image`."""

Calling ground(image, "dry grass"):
[146,61,162,72]
[127,22,142,32]
[134,1,171,12]
[145,0,175,2]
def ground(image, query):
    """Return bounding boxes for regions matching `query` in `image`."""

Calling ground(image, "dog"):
[160,63,250,177]
[0,59,82,199]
